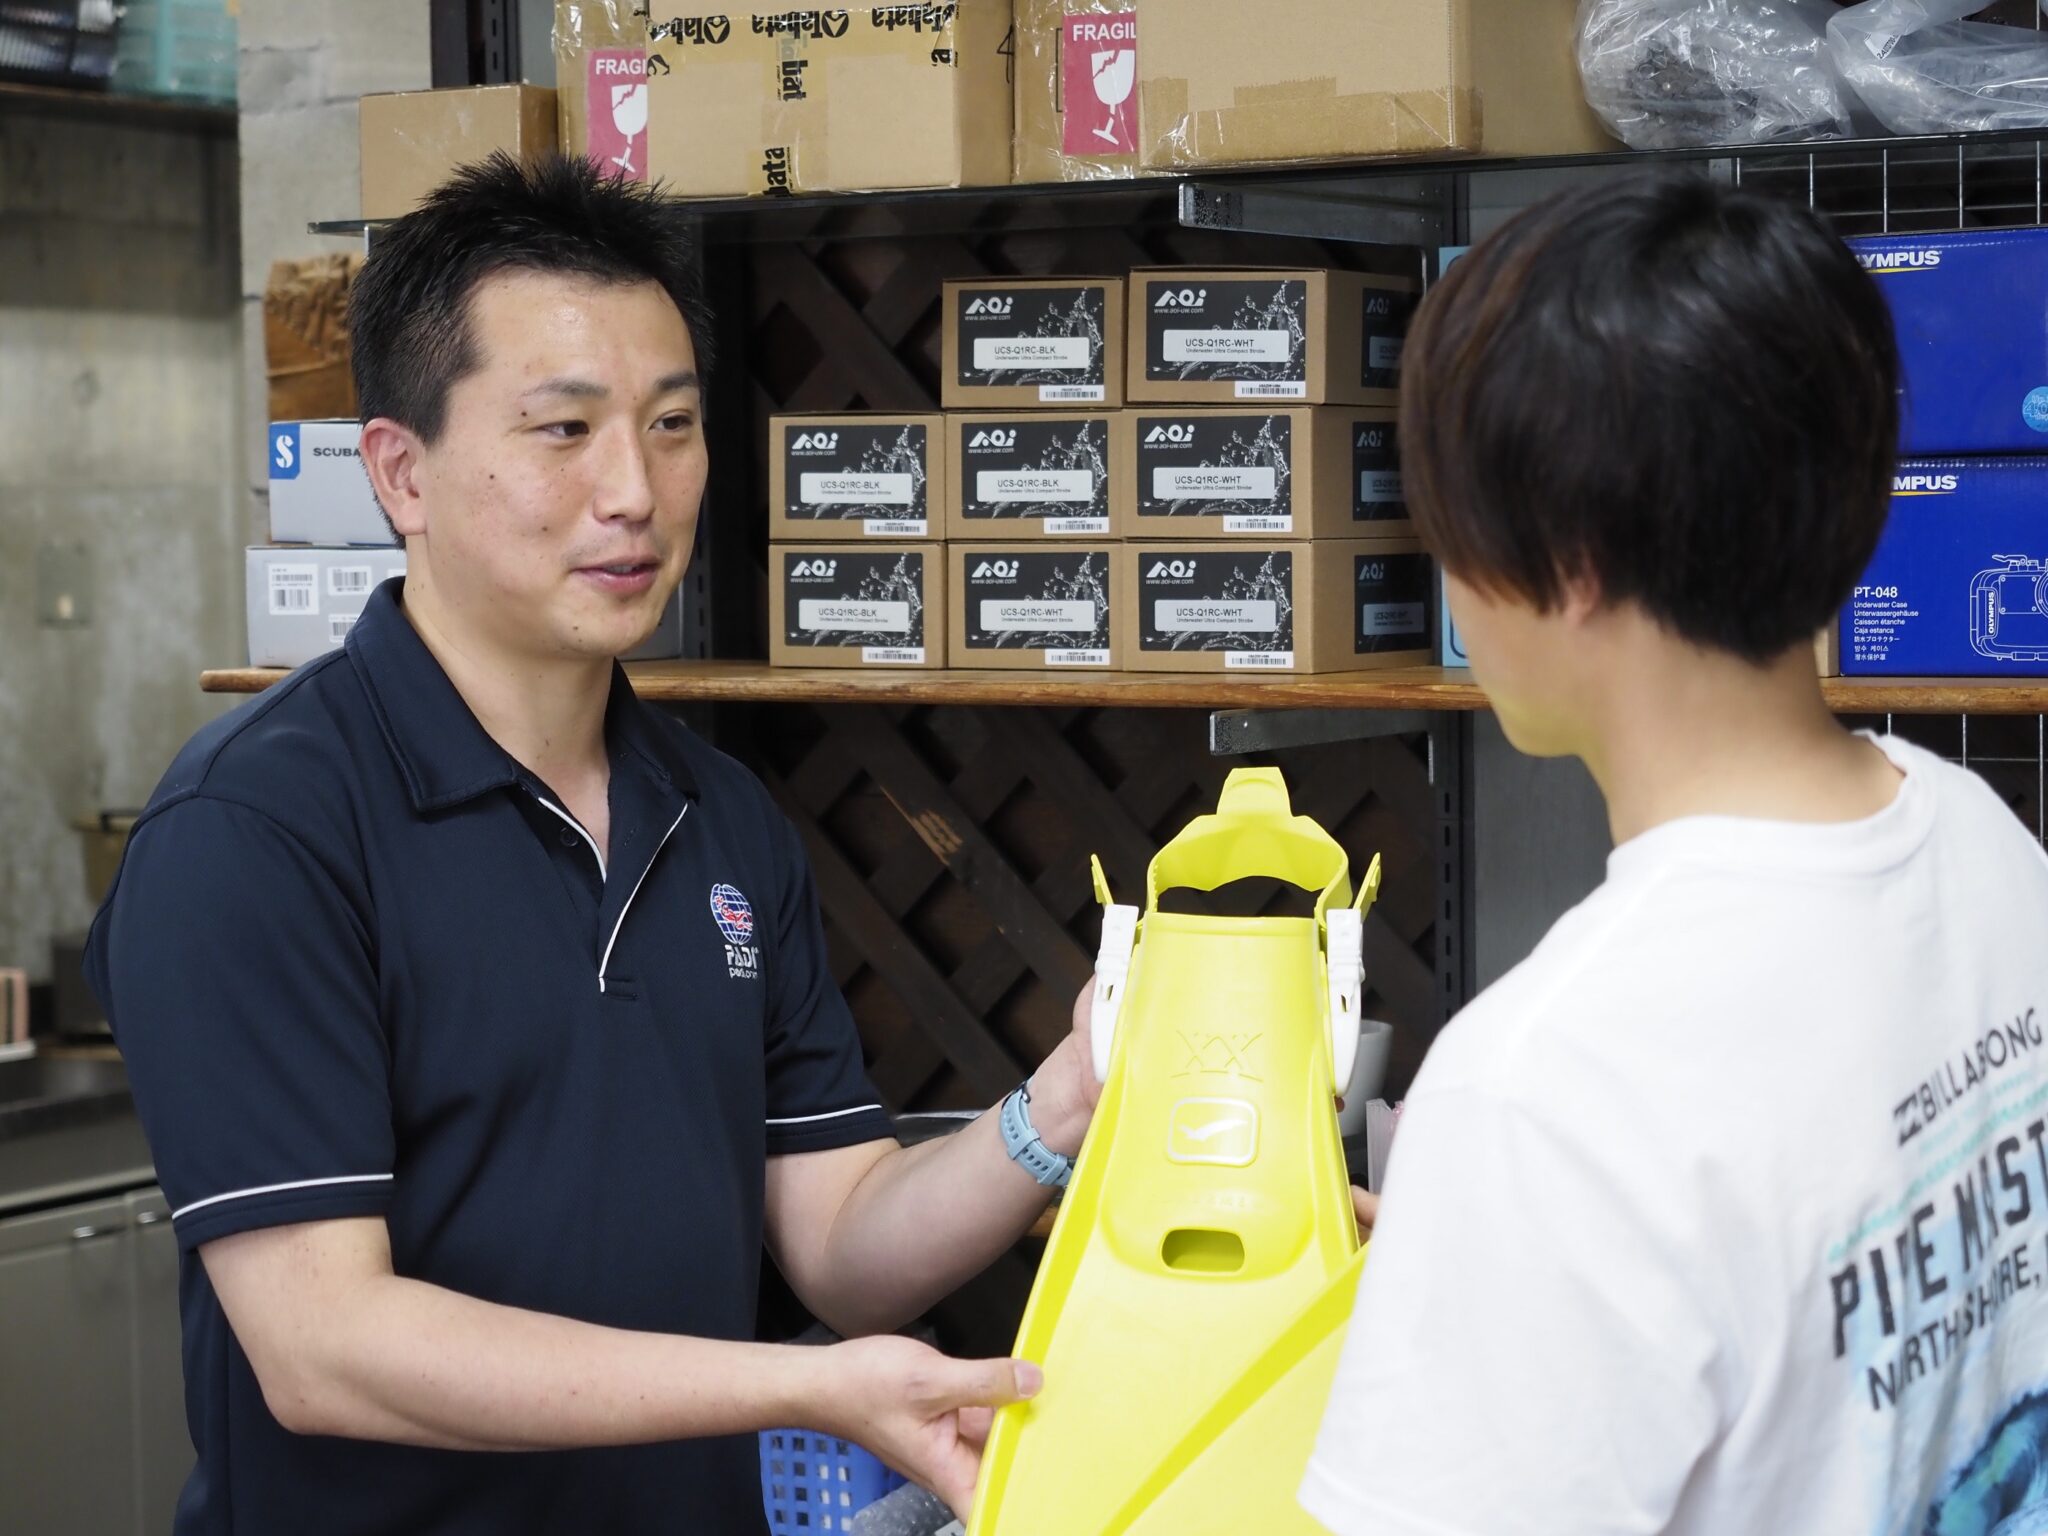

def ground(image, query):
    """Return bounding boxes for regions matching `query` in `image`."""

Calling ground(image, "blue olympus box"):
[1850,228,2048,455]
[1844,459,2048,677]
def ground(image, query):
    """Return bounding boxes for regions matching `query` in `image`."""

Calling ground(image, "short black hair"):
[1401,173,1899,663]
[348,152,715,445]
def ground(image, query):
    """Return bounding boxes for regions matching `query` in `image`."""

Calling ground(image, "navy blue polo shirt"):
[84,579,895,1536]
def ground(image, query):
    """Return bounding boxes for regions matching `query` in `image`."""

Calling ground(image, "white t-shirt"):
[1303,735,2048,1536]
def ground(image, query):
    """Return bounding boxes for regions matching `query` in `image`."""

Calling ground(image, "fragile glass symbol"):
[609,83,648,174]
[1090,49,1135,144]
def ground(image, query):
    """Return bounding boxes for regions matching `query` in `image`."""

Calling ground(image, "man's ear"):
[1557,564,1606,629]
[359,418,428,540]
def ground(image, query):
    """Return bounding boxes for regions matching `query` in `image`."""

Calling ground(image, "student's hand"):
[818,1334,1041,1518]
[1022,981,1104,1159]
[1352,1186,1379,1241]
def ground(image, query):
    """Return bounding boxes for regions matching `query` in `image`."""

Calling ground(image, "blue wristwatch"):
[999,1079,1074,1189]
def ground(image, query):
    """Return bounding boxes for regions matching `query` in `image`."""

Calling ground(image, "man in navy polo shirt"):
[85,154,1099,1534]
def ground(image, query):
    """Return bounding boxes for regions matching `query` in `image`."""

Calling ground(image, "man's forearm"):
[277,1272,817,1450]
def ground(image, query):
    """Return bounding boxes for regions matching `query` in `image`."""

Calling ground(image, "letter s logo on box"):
[269,424,300,479]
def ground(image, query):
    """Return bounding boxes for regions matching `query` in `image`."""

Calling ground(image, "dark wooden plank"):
[981,709,1161,903]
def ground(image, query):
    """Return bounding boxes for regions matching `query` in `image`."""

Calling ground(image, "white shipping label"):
[1370,336,1405,371]
[1361,602,1427,635]
[266,563,318,617]
[1235,381,1308,399]
[1044,517,1110,535]
[798,472,915,506]
[1223,515,1293,533]
[1046,649,1112,667]
[862,646,926,665]
[973,337,1090,371]
[1154,467,1278,501]
[862,518,928,537]
[1164,329,1289,363]
[1155,600,1278,633]
[1040,384,1106,403]
[980,600,1096,633]
[1226,650,1296,670]
[328,613,361,644]
[327,565,374,597]
[798,599,912,633]
[1360,471,1404,505]
[977,470,1094,504]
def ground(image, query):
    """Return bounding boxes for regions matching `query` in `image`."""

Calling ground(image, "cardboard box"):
[1126,267,1417,405]
[1852,229,2048,456]
[1014,0,1141,184]
[1122,406,1404,539]
[1123,537,1432,673]
[950,543,1125,668]
[554,0,650,177]
[1136,0,1613,171]
[945,411,1130,539]
[358,86,557,220]
[944,277,1126,409]
[1844,460,2048,677]
[770,543,947,667]
[246,547,408,668]
[768,414,945,539]
[267,420,392,546]
[646,1,1014,198]
[264,254,364,423]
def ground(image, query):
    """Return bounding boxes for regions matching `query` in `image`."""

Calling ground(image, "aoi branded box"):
[1844,459,2048,677]
[1126,267,1419,406]
[944,411,1132,539]
[769,543,946,668]
[949,544,1125,669]
[267,420,392,546]
[768,414,945,540]
[1122,538,1432,674]
[1121,406,1405,538]
[943,277,1127,409]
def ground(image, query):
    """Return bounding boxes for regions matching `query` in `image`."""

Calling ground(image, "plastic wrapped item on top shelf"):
[1829,0,2048,135]
[1574,0,1863,149]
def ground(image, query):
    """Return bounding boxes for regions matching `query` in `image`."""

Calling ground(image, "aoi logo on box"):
[1148,558,1198,579]
[790,558,839,578]
[1356,427,1390,450]
[971,559,1020,580]
[967,429,1018,449]
[790,431,839,452]
[1152,286,1208,311]
[963,296,1015,317]
[1143,423,1195,444]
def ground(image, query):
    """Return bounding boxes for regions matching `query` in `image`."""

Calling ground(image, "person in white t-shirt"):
[1302,174,2048,1536]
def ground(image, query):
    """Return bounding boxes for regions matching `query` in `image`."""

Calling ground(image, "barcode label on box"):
[329,613,360,644]
[1224,515,1293,534]
[1226,650,1296,670]
[328,565,373,597]
[1044,517,1110,535]
[1235,380,1308,399]
[863,518,928,537]
[1039,384,1106,403]
[1045,648,1111,667]
[266,564,317,616]
[862,646,926,666]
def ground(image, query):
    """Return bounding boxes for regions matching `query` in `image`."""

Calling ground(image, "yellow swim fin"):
[969,768,1373,1534]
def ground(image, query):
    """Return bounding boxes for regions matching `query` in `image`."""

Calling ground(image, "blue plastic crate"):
[112,0,234,103]
[759,1428,905,1533]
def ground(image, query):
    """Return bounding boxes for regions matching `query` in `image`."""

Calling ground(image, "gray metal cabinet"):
[0,1193,141,1535]
[0,1185,191,1536]
[127,1188,192,1534]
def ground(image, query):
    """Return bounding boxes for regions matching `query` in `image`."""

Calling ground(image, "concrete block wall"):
[236,0,431,528]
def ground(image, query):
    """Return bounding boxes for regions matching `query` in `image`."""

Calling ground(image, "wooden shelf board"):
[197,663,2048,715]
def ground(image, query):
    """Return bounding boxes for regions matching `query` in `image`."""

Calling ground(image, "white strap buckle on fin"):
[1091,904,1139,1084]
[1326,907,1364,1094]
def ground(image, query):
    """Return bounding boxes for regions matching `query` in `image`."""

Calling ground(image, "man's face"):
[406,268,706,661]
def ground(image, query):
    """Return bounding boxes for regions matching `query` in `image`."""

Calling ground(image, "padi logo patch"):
[1857,248,1942,272]
[963,295,1015,317]
[1152,286,1208,312]
[1143,423,1196,445]
[790,558,839,578]
[709,883,761,980]
[971,559,1020,580]
[1894,472,1960,495]
[1148,558,1198,580]
[967,428,1018,450]
[789,430,840,452]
